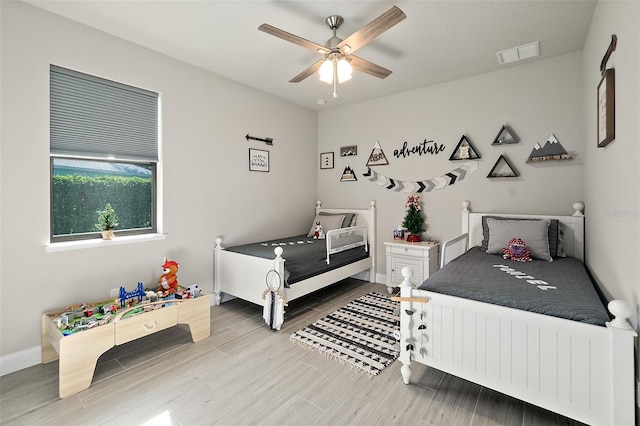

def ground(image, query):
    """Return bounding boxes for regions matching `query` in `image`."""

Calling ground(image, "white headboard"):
[462,201,585,262]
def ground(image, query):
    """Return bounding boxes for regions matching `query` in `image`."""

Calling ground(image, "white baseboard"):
[0,346,41,376]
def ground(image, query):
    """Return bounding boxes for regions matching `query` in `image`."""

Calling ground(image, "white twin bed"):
[213,201,377,329]
[397,202,637,425]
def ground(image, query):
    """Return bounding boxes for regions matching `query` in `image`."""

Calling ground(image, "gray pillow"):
[481,216,559,257]
[307,214,345,237]
[319,212,357,228]
[486,218,553,262]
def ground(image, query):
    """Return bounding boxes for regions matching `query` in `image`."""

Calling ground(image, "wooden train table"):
[41,295,210,398]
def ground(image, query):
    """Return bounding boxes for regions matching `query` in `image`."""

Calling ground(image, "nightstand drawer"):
[388,245,429,258]
[115,305,177,345]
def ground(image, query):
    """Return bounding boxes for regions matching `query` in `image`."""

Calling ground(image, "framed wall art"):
[340,145,357,156]
[249,148,269,172]
[597,68,615,148]
[320,152,334,169]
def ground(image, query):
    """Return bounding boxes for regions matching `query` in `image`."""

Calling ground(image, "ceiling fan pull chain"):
[333,60,338,98]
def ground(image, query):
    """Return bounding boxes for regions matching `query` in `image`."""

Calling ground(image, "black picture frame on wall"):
[249,148,269,172]
[320,152,334,169]
[597,68,615,148]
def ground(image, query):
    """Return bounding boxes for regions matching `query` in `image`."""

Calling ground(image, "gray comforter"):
[224,234,369,285]
[419,247,610,326]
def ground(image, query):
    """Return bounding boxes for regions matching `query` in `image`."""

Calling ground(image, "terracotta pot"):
[101,229,114,240]
[406,234,421,242]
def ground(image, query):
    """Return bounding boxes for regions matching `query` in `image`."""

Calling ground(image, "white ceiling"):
[26,0,597,111]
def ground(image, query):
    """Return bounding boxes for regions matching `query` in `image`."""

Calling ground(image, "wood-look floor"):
[1,279,583,426]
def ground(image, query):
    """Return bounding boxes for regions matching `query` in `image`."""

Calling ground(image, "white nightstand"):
[384,240,438,293]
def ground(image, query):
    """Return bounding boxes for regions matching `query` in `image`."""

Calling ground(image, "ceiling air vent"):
[496,41,540,65]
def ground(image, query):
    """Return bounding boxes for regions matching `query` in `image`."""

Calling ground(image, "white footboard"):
[213,237,285,307]
[398,268,637,425]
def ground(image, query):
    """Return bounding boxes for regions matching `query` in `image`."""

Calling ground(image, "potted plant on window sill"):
[402,194,425,242]
[95,203,119,240]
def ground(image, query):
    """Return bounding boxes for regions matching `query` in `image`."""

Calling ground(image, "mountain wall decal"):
[527,134,571,162]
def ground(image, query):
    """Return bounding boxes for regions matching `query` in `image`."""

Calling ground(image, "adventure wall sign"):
[393,139,446,158]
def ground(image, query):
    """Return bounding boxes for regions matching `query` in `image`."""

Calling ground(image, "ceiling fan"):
[258,5,406,98]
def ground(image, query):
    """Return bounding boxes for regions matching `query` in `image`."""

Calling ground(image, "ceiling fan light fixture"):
[337,57,353,83]
[319,58,334,83]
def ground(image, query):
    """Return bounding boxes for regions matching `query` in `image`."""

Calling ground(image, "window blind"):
[50,65,159,162]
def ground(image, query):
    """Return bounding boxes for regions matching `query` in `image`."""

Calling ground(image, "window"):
[50,65,159,242]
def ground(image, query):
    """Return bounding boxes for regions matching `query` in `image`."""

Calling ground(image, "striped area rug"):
[290,292,400,377]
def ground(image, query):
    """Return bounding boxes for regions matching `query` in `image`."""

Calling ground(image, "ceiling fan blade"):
[289,59,324,83]
[258,24,330,55]
[338,6,406,54]
[349,55,392,79]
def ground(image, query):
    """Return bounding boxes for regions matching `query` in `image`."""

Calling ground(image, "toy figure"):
[157,258,182,296]
[503,237,532,262]
[187,284,201,298]
[459,145,470,159]
[313,222,325,239]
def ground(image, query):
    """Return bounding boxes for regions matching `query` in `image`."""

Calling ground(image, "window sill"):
[45,233,167,253]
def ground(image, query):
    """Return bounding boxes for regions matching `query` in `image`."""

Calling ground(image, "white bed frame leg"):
[606,300,637,426]
[213,237,223,305]
[368,200,377,283]
[399,266,415,385]
[401,362,412,385]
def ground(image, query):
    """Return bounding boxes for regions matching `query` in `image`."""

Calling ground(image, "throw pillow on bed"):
[306,214,345,237]
[486,218,553,262]
[481,216,559,257]
[319,211,357,228]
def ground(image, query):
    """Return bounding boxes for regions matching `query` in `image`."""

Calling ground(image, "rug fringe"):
[290,336,378,378]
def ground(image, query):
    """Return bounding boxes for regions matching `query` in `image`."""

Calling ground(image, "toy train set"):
[50,258,201,335]
[51,283,202,335]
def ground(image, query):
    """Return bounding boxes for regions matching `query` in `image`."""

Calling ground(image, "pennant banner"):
[363,161,478,192]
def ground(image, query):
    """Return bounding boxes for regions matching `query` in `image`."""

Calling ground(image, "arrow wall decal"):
[246,134,274,145]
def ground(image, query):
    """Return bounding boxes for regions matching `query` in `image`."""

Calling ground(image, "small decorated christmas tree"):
[95,203,119,240]
[402,194,425,242]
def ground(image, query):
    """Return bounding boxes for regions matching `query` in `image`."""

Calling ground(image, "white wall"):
[0,1,317,370]
[318,53,585,279]
[582,0,640,389]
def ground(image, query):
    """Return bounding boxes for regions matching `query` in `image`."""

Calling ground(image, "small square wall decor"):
[320,152,334,169]
[249,148,269,172]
